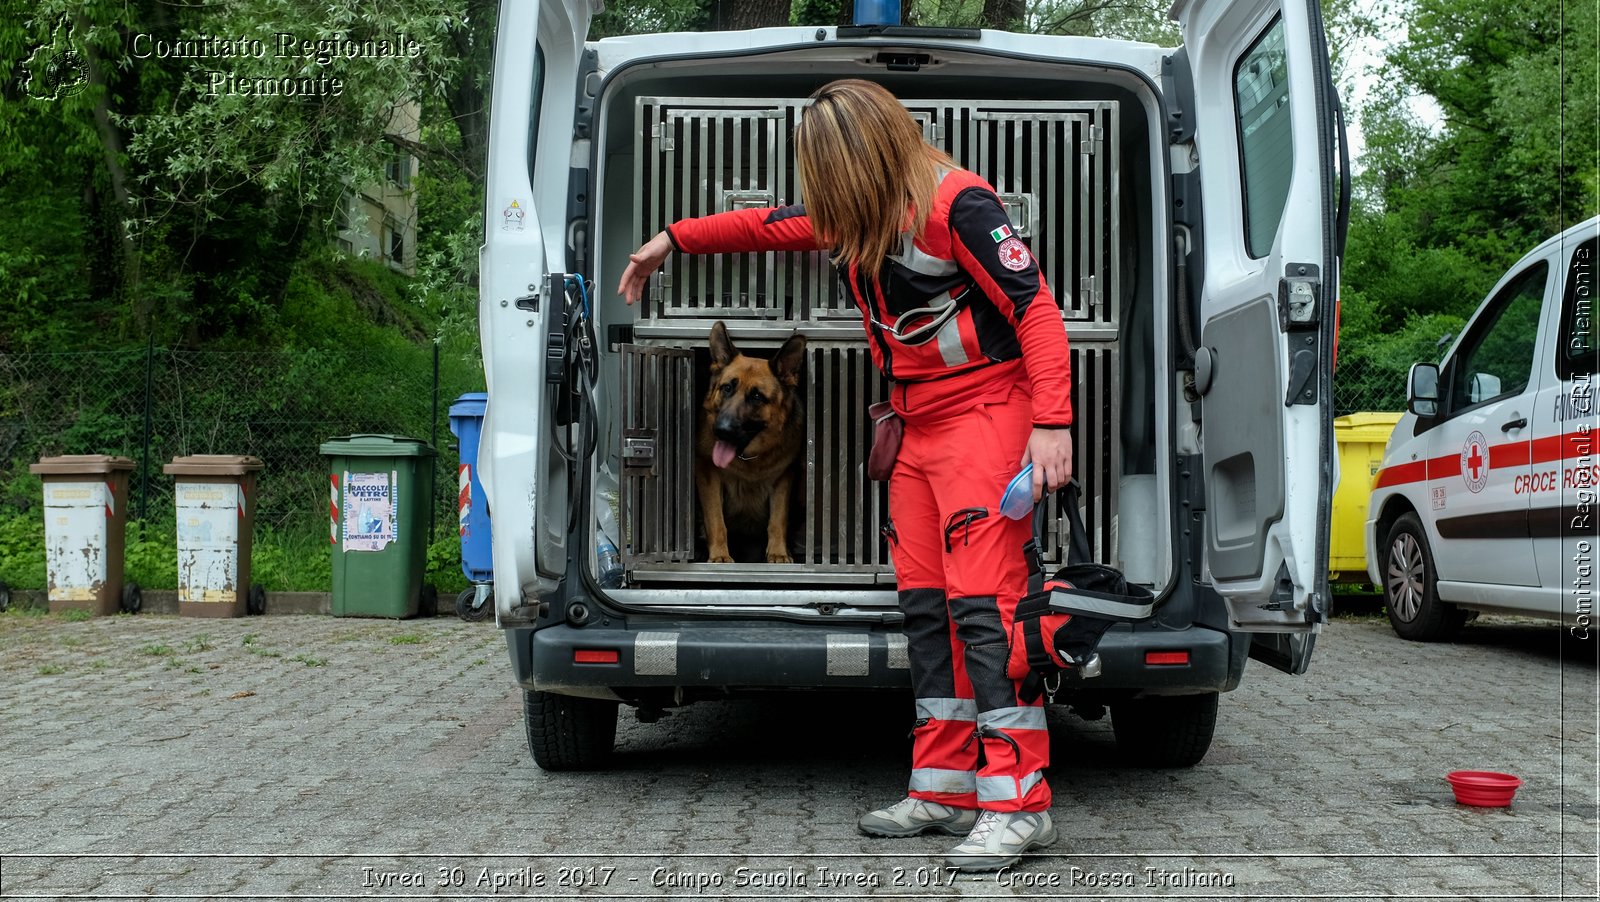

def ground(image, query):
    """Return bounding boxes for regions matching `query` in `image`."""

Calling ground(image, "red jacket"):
[666,169,1072,427]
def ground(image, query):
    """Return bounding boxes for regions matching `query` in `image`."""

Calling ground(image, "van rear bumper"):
[506,619,1239,697]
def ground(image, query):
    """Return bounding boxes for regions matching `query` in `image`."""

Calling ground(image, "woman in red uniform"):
[619,79,1072,872]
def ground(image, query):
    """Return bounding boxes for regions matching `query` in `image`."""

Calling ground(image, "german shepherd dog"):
[697,321,806,563]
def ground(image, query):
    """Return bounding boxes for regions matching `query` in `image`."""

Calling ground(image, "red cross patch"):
[1460,430,1489,493]
[998,237,1031,272]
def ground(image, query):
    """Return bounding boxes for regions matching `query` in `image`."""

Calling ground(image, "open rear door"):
[479,0,597,625]
[1173,0,1343,672]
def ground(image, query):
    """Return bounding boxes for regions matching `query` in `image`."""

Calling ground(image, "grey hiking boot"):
[945,810,1057,872]
[858,798,979,838]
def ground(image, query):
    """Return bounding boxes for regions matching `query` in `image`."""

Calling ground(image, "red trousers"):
[886,382,1050,813]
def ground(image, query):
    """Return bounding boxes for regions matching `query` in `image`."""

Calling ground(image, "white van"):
[477,0,1346,769]
[1368,217,1599,641]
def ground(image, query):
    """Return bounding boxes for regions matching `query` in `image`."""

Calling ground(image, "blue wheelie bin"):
[448,393,493,621]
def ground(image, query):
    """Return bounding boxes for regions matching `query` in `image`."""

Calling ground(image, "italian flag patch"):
[990,224,1012,242]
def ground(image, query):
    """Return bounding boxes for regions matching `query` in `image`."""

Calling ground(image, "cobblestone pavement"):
[0,607,1595,901]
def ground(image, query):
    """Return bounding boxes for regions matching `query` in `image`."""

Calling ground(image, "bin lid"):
[449,392,488,419]
[29,454,136,475]
[318,434,437,458]
[1333,411,1404,443]
[163,454,265,477]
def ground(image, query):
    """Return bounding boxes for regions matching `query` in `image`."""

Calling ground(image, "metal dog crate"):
[618,342,1119,585]
[634,96,1119,335]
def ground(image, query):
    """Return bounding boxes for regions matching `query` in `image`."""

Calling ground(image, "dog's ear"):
[709,321,737,369]
[772,332,807,387]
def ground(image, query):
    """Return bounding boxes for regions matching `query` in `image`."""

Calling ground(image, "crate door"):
[619,345,696,566]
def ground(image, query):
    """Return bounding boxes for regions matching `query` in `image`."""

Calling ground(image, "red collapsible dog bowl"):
[1446,771,1522,807]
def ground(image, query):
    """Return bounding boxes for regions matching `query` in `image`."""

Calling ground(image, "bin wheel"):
[456,588,491,622]
[524,689,617,771]
[0,581,10,613]
[419,583,438,618]
[120,583,142,615]
[247,584,267,616]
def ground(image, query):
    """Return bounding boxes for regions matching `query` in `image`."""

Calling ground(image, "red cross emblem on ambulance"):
[1460,430,1490,494]
[998,237,1031,272]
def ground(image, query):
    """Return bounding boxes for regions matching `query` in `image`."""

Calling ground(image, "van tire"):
[1382,514,1465,642]
[1110,692,1218,768]
[524,689,617,771]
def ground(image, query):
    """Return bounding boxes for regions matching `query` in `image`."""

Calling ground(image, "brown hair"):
[794,79,955,278]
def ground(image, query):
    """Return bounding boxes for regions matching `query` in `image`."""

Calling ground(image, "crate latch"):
[622,429,657,474]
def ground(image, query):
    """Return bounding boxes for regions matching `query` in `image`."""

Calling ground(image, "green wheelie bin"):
[319,434,437,618]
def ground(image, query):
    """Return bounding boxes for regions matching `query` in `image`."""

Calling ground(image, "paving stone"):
[0,610,1594,898]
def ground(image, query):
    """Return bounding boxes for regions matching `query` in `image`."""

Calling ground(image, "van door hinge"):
[1088,124,1104,157]
[652,124,675,152]
[1079,275,1098,310]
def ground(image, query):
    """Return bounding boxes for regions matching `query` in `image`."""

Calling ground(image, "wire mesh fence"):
[0,345,480,545]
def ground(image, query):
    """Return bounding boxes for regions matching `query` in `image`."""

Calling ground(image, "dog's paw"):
[709,553,734,564]
[766,551,793,564]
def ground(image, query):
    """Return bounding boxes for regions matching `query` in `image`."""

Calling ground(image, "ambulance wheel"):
[247,585,267,616]
[120,583,142,615]
[1111,692,1218,768]
[1382,513,1465,642]
[524,689,617,771]
[456,588,490,622]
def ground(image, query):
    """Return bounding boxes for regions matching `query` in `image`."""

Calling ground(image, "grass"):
[183,635,213,653]
[37,664,63,675]
[87,660,108,671]
[289,654,328,667]
[388,634,424,646]
[140,643,175,657]
[59,609,92,622]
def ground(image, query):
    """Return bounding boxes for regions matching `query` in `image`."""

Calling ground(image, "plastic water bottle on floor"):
[595,491,624,588]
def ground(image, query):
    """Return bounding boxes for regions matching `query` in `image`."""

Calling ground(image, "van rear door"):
[479,0,597,625]
[1173,0,1342,672]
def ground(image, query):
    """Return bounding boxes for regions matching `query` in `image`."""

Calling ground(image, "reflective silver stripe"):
[886,633,909,670]
[976,770,1045,802]
[826,634,870,676]
[916,697,978,722]
[1049,589,1155,621]
[978,706,1047,732]
[934,313,969,366]
[633,632,678,676]
[890,232,958,277]
[910,768,976,794]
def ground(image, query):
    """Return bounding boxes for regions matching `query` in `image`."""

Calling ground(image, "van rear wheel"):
[523,689,618,771]
[1382,513,1465,642]
[1110,692,1218,768]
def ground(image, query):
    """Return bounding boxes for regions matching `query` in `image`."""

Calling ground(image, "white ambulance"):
[477,0,1346,769]
[1368,217,1599,641]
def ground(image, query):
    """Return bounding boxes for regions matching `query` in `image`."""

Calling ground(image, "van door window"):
[1233,17,1293,259]
[1447,262,1549,414]
[1558,237,1597,380]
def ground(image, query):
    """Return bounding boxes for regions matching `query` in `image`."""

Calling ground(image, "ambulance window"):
[1233,17,1293,259]
[1558,237,1597,380]
[1448,262,1549,413]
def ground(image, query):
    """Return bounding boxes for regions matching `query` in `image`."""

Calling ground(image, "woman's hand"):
[617,230,675,305]
[1021,428,1073,502]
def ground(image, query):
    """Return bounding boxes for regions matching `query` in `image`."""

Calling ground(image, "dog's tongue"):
[712,440,737,469]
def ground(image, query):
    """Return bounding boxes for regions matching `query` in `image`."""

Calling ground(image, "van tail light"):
[574,649,619,664]
[1145,650,1190,666]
